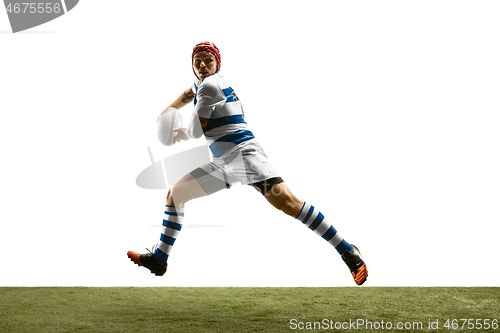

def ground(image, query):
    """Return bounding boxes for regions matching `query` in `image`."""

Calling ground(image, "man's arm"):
[157,87,209,126]
[160,87,209,143]
[157,87,195,121]
[170,87,196,109]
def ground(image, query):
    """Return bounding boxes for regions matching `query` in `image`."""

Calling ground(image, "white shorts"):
[190,139,282,194]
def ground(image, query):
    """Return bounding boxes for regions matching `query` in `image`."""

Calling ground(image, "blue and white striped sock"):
[154,205,184,264]
[296,202,353,255]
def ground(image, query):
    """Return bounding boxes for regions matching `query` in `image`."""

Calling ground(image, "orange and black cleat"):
[127,247,167,276]
[341,244,368,285]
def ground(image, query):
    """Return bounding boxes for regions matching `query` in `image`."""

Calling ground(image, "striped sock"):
[154,205,184,264]
[296,202,353,255]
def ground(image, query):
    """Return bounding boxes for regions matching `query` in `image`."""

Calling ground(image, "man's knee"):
[166,188,174,205]
[166,185,183,206]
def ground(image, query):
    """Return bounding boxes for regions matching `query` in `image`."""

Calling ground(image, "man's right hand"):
[172,127,189,143]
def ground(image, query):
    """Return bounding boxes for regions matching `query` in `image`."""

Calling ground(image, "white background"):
[1,1,499,287]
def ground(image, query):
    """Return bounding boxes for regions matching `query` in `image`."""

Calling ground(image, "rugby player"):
[128,42,368,285]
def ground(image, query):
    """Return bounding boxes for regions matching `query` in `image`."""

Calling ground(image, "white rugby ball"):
[157,107,183,146]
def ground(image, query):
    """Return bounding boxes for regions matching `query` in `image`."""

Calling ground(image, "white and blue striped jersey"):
[193,72,255,158]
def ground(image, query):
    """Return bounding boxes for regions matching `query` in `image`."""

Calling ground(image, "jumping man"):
[127,42,368,285]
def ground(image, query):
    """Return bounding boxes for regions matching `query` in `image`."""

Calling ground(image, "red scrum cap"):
[192,42,221,72]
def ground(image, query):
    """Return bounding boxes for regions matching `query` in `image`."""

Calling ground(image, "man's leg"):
[153,172,211,265]
[128,168,228,276]
[259,181,368,285]
[259,181,303,217]
[165,172,209,207]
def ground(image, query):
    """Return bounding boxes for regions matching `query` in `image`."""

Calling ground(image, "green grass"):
[1,287,499,332]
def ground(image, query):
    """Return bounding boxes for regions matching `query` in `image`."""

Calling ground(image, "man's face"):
[193,52,217,79]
